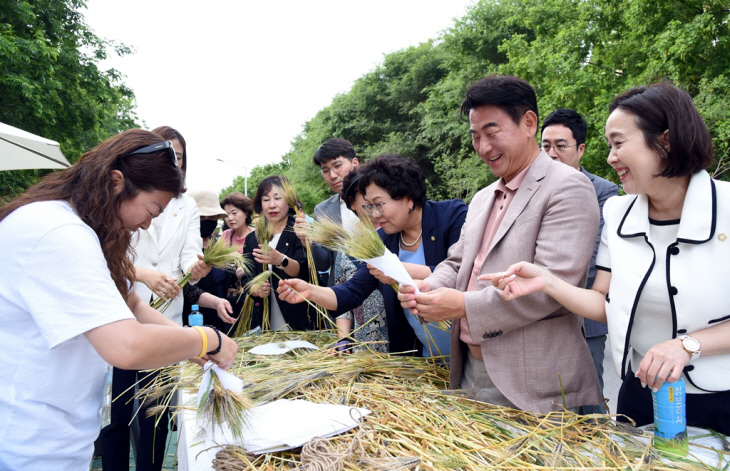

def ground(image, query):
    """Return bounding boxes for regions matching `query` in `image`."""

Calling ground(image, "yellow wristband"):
[192,326,208,358]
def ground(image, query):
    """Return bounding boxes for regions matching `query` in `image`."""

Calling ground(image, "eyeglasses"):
[542,144,575,153]
[362,199,390,217]
[120,140,178,167]
[320,160,344,177]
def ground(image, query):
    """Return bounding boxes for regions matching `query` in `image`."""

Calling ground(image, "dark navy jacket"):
[331,199,467,354]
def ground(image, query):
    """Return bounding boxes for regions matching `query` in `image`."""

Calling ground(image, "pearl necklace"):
[400,230,422,247]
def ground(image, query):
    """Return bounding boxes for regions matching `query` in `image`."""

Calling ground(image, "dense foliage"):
[3,0,728,207]
[0,0,138,199]
[223,0,730,211]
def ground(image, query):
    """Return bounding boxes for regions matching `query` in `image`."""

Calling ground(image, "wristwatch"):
[678,335,701,361]
[277,255,289,269]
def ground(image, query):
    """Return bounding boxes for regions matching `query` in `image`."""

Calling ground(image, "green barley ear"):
[277,177,304,216]
[202,235,252,275]
[244,270,273,294]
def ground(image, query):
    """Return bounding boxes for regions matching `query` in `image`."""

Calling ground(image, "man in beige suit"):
[399,75,602,413]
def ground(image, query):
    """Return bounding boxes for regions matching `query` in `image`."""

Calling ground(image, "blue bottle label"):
[652,378,688,455]
[189,312,203,327]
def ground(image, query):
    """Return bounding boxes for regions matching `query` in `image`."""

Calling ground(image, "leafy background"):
[3,0,729,210]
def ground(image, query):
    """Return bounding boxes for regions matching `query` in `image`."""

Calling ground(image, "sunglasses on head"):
[120,140,178,167]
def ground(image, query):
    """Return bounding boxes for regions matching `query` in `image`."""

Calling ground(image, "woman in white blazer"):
[481,83,730,435]
[101,126,211,471]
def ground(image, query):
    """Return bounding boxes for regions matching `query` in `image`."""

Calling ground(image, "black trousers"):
[617,366,730,436]
[99,367,169,471]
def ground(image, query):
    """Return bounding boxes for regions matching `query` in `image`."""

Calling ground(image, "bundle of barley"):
[250,217,276,329]
[303,214,394,289]
[233,270,274,336]
[150,234,252,312]
[198,368,254,444]
[135,331,727,471]
[304,215,451,337]
[277,178,326,329]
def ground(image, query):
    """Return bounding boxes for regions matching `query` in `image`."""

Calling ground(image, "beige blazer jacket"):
[426,151,602,413]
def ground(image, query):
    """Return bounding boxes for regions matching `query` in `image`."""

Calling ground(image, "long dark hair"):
[0,129,183,297]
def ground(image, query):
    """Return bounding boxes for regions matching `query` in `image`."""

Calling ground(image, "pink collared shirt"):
[460,163,533,360]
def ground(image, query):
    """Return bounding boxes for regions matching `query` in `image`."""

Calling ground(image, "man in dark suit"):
[398,76,602,413]
[541,108,620,414]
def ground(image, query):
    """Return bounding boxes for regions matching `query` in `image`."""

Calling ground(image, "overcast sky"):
[83,0,476,194]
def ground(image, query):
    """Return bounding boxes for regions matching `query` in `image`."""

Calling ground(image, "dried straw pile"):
[138,331,727,470]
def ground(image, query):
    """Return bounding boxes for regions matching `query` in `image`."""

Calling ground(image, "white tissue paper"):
[364,248,420,293]
[197,362,244,408]
[248,340,319,355]
[205,399,370,454]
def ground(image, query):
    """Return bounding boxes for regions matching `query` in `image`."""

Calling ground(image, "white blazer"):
[598,170,730,392]
[130,194,202,326]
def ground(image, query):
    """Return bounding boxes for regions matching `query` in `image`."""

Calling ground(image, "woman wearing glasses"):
[101,126,211,471]
[0,130,238,471]
[278,155,468,357]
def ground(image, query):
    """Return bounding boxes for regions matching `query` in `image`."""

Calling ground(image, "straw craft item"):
[149,233,252,313]
[135,331,728,470]
[198,368,254,444]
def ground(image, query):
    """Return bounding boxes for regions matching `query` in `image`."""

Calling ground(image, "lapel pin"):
[431,236,435,241]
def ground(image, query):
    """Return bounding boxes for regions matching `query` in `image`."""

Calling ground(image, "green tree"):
[236,0,730,204]
[0,0,139,197]
[219,159,290,201]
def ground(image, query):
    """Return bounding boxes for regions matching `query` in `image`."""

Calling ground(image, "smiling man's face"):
[469,105,538,182]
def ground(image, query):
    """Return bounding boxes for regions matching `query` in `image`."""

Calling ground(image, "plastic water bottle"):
[652,377,688,456]
[188,304,203,327]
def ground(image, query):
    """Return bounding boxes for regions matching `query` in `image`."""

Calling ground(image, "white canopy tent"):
[0,122,71,171]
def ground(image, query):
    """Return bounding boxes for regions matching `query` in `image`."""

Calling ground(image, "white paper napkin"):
[364,248,420,293]
[248,340,319,355]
